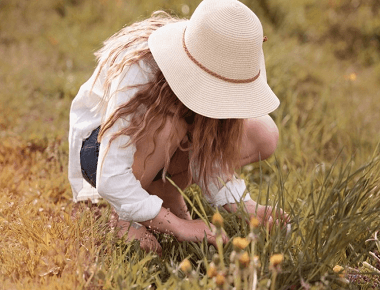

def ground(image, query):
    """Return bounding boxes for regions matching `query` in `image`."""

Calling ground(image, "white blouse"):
[68,56,251,222]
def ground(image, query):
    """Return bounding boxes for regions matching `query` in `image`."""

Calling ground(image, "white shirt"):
[68,57,251,222]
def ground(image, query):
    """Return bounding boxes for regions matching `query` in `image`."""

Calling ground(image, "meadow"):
[1,0,380,289]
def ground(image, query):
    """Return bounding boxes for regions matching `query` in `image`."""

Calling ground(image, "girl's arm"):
[96,63,166,223]
[200,177,288,228]
[140,207,228,247]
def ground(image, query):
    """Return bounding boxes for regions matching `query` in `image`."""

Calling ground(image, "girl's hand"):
[117,219,162,256]
[174,219,229,247]
[251,202,290,227]
[224,200,290,229]
[141,208,228,248]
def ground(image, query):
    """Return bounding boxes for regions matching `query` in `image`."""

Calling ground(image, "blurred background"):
[0,0,380,196]
[0,0,379,140]
[0,0,379,195]
[1,0,380,200]
[0,0,379,146]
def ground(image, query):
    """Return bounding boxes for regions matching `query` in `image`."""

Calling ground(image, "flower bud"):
[207,264,217,278]
[333,265,345,278]
[212,212,224,229]
[180,258,192,273]
[238,251,250,268]
[252,255,261,267]
[229,251,236,263]
[270,254,284,267]
[215,274,225,286]
[250,217,260,228]
[232,237,250,251]
[212,254,221,265]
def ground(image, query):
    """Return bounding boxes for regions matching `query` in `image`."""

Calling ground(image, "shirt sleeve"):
[190,157,252,207]
[202,176,252,207]
[96,62,163,222]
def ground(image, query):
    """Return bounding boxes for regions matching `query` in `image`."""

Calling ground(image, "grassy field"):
[1,0,380,289]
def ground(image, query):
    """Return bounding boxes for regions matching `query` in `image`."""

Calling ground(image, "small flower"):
[344,73,357,82]
[270,254,284,267]
[250,217,260,228]
[215,273,226,286]
[232,237,250,251]
[229,251,236,263]
[212,212,224,228]
[238,251,250,268]
[207,264,218,278]
[180,259,192,273]
[349,73,357,81]
[252,255,261,267]
[333,265,345,278]
[212,254,221,266]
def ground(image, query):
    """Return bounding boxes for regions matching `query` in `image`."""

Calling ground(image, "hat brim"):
[148,21,280,119]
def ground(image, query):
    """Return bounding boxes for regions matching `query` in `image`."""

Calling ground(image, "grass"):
[1,0,380,289]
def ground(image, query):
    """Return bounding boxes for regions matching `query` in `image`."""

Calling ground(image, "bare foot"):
[117,219,162,256]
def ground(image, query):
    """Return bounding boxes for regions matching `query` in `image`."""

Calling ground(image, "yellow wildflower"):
[270,254,284,267]
[232,237,250,251]
[349,73,357,81]
[250,216,260,228]
[180,259,192,273]
[212,212,224,228]
[238,251,250,268]
[215,274,225,286]
[207,264,217,278]
[333,265,345,278]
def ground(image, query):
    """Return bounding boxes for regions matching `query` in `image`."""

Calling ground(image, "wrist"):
[140,207,182,236]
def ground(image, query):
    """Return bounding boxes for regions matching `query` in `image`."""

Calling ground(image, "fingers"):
[177,220,229,247]
[222,232,229,244]
[206,235,218,248]
[272,208,291,227]
[140,236,162,256]
[117,219,162,256]
[206,224,229,247]
[258,205,289,222]
[249,204,290,233]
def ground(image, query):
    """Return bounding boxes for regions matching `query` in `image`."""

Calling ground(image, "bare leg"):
[240,115,279,166]
[116,117,189,252]
[224,115,287,225]
[147,148,192,220]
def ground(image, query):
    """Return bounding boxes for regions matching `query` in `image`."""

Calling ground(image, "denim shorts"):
[80,127,101,188]
[80,126,164,188]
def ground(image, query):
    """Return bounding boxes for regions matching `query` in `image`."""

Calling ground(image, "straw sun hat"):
[148,0,280,119]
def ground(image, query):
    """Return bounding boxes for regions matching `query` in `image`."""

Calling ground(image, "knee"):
[246,115,279,161]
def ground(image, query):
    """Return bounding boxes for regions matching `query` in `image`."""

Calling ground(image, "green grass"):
[1,0,380,289]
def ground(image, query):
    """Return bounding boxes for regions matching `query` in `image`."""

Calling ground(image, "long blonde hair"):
[94,11,244,193]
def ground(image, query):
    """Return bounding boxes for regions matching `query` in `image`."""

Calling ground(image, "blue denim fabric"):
[80,127,100,188]
[80,126,163,188]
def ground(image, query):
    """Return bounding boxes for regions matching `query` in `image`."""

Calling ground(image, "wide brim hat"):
[148,0,280,119]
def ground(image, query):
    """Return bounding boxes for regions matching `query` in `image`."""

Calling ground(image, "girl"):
[69,0,284,254]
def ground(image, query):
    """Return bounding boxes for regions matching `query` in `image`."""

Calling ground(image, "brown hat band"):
[182,28,260,84]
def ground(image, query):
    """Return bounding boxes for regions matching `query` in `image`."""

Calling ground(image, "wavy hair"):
[94,11,244,193]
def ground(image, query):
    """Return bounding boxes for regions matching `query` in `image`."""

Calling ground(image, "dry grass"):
[1,0,380,289]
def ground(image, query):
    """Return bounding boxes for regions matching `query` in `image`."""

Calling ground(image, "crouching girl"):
[69,0,285,254]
